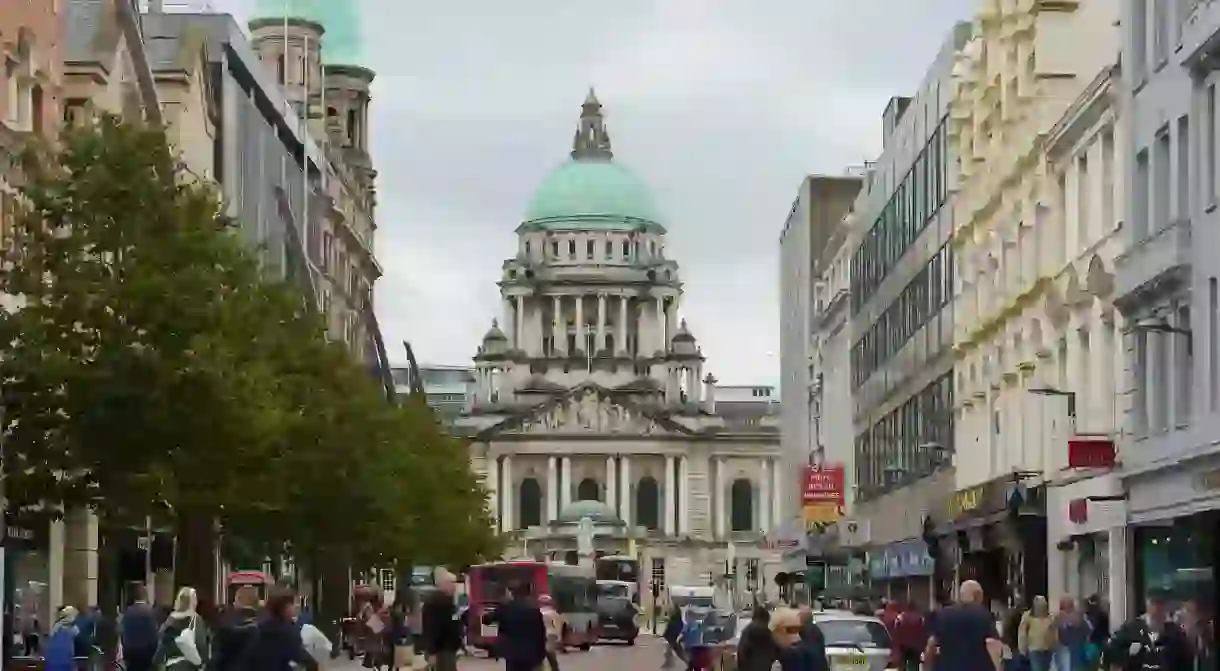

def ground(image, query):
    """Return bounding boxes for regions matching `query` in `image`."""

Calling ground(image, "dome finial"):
[572,88,613,161]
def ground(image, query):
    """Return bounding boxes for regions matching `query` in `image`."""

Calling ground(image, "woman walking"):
[1053,596,1091,671]
[1018,596,1056,671]
[153,588,209,671]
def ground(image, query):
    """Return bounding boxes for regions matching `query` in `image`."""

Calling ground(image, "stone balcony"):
[1114,218,1192,303]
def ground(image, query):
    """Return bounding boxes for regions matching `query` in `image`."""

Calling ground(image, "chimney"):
[702,373,718,414]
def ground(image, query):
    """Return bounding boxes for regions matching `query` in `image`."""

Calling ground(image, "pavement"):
[327,635,667,670]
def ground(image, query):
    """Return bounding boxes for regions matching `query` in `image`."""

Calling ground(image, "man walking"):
[924,581,1003,671]
[119,584,159,671]
[421,569,464,671]
[482,583,546,671]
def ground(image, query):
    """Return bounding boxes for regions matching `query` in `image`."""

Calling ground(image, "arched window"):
[576,478,600,502]
[730,479,754,532]
[519,478,542,528]
[636,477,660,530]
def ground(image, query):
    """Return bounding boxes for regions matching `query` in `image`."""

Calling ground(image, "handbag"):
[175,615,202,666]
[393,644,413,667]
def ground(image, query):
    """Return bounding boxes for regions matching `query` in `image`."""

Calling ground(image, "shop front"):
[1046,471,1127,619]
[867,539,936,608]
[1125,453,1220,617]
[930,475,1047,609]
[3,511,52,661]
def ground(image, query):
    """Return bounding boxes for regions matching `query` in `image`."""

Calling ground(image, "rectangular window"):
[1077,154,1090,248]
[1133,0,1148,78]
[1212,278,1219,412]
[524,241,531,256]
[1102,129,1115,230]
[586,239,594,260]
[1155,129,1172,230]
[1177,304,1193,425]
[1135,149,1150,239]
[1209,84,1218,204]
[622,240,630,258]
[551,241,560,257]
[605,240,613,258]
[1177,115,1190,221]
[1154,0,1170,64]
[568,239,576,257]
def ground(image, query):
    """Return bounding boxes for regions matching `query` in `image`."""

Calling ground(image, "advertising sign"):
[803,503,843,526]
[803,464,846,504]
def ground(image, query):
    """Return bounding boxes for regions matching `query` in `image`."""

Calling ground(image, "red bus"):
[468,561,599,654]
[226,569,273,605]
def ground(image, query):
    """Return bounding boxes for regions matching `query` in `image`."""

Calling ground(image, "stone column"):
[503,298,515,349]
[501,455,514,533]
[553,295,565,355]
[486,455,500,522]
[561,457,573,509]
[547,456,559,522]
[759,459,771,534]
[715,458,727,538]
[770,458,782,530]
[619,456,632,526]
[655,297,665,353]
[606,456,617,511]
[618,296,628,355]
[62,507,98,608]
[663,455,676,535]
[678,457,690,535]
[575,295,585,352]
[515,295,525,352]
[597,294,607,353]
[1108,525,1129,623]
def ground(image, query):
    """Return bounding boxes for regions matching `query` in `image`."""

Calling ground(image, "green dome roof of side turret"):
[251,0,363,65]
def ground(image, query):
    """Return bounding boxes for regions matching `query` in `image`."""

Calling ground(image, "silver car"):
[809,611,894,671]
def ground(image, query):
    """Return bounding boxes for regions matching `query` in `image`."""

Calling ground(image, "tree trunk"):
[174,509,219,621]
[316,547,349,643]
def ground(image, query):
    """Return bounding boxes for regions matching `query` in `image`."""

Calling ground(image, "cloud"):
[199,0,977,384]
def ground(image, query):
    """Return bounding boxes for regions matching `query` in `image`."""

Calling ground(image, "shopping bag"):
[175,615,202,666]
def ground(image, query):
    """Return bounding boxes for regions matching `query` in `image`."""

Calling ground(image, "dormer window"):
[524,241,531,256]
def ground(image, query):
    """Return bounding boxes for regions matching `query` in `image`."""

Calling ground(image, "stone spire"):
[571,87,613,160]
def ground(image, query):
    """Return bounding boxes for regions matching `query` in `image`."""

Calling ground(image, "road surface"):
[330,635,667,670]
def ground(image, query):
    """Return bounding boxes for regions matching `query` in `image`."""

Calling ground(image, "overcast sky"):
[207,0,976,386]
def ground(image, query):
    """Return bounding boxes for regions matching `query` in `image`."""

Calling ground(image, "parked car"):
[596,596,640,645]
[809,611,893,671]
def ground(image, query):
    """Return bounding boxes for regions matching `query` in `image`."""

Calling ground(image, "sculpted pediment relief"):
[482,385,688,440]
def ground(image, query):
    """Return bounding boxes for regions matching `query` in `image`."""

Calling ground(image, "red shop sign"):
[803,464,845,505]
[1067,439,1116,469]
[1068,498,1088,524]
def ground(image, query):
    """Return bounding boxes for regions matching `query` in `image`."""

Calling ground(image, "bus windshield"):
[671,594,715,608]
[471,565,537,602]
[597,583,629,598]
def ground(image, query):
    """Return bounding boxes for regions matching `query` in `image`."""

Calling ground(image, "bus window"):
[475,565,536,602]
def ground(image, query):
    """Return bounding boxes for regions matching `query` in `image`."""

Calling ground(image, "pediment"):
[475,383,692,441]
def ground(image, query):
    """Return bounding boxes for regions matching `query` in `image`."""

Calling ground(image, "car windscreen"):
[597,597,635,614]
[814,619,892,649]
[598,583,629,598]
[671,595,714,608]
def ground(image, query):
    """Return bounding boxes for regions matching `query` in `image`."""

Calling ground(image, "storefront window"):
[1138,520,1215,612]
[11,549,50,653]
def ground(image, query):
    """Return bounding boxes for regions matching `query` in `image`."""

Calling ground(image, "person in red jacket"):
[892,602,929,671]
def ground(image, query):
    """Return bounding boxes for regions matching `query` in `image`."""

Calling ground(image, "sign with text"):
[802,464,846,505]
[948,484,985,518]
[803,503,843,526]
[1067,439,1116,469]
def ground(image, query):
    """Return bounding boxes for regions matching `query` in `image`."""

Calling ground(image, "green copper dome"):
[522,90,664,232]
[523,159,662,230]
[251,0,363,65]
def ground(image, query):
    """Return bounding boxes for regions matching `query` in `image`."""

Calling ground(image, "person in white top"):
[538,595,564,671]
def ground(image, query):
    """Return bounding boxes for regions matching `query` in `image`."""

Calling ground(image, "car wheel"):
[579,643,591,651]
[626,637,636,646]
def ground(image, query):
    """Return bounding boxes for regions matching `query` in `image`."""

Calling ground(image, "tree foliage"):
[0,117,497,583]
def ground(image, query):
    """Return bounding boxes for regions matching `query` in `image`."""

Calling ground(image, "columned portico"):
[678,456,690,534]
[715,458,727,538]
[561,456,573,509]
[619,455,632,524]
[596,294,607,351]
[605,456,617,510]
[617,296,628,354]
[552,295,565,355]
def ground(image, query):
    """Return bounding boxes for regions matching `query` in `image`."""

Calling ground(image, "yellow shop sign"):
[948,485,985,518]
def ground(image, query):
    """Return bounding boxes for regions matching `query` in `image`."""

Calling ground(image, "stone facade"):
[456,93,784,603]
